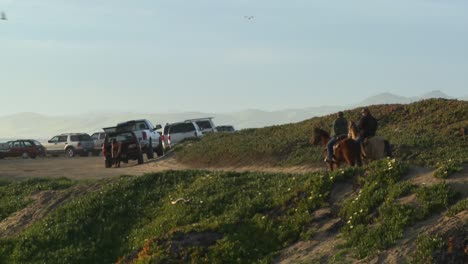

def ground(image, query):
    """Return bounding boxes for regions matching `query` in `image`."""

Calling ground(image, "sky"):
[1,0,467,115]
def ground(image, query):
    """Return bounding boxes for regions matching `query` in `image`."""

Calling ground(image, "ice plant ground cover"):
[0,158,464,263]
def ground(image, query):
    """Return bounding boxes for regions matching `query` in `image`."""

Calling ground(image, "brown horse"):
[311,128,361,171]
[348,121,391,161]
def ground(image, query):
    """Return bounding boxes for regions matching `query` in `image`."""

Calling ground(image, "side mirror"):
[155,124,162,130]
[48,140,52,143]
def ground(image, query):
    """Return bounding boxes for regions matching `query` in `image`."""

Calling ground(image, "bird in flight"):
[244,16,254,20]
[1,12,6,20]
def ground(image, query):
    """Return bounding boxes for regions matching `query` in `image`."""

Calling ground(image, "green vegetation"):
[446,198,468,217]
[177,99,468,167]
[338,159,458,259]
[433,158,464,179]
[411,235,445,264]
[0,178,75,221]
[0,169,358,264]
[1,159,460,263]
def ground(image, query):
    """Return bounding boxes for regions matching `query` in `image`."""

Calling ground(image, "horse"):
[310,128,361,171]
[348,121,391,162]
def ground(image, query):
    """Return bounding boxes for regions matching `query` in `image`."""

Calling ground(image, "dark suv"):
[102,129,144,168]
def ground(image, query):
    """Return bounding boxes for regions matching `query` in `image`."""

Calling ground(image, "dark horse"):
[310,128,361,171]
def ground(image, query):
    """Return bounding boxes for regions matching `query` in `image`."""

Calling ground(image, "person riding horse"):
[325,111,348,163]
[355,108,378,165]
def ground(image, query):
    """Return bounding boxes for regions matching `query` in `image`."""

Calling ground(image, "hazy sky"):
[1,0,467,115]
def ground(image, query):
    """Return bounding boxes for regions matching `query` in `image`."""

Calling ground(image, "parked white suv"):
[167,121,203,147]
[114,119,163,159]
[185,118,217,133]
[44,133,94,157]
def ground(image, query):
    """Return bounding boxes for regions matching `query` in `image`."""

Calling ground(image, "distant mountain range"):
[0,91,466,140]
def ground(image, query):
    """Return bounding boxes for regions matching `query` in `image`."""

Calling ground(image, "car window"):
[170,123,195,133]
[196,121,212,130]
[49,136,59,143]
[79,134,92,141]
[58,136,68,142]
[91,133,99,140]
[23,141,33,147]
[13,141,23,148]
[33,140,42,146]
[100,133,106,139]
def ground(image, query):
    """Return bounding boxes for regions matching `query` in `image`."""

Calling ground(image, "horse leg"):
[384,140,392,158]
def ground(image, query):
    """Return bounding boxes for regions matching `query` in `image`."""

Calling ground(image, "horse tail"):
[384,140,392,158]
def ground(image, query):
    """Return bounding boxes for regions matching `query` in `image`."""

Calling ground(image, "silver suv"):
[167,121,203,147]
[44,133,94,157]
[185,118,217,133]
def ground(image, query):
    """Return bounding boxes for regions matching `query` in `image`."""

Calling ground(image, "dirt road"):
[0,155,191,180]
[0,154,323,181]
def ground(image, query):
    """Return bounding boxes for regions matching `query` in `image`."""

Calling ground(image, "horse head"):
[311,128,328,146]
[348,121,358,139]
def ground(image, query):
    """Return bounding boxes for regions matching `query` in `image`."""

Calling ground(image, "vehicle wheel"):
[147,139,154,159]
[137,154,144,164]
[22,152,30,159]
[66,147,75,157]
[156,144,164,157]
[105,159,112,168]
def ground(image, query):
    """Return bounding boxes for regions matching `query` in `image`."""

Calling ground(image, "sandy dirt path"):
[0,153,323,181]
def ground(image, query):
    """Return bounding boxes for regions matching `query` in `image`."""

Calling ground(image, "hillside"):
[176,99,468,168]
[0,160,466,263]
[0,92,465,139]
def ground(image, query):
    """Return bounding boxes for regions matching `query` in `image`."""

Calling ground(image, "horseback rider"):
[325,111,348,163]
[355,108,378,164]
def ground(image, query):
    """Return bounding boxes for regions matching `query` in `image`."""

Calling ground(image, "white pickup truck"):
[107,119,163,159]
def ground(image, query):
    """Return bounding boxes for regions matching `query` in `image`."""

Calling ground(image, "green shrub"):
[446,198,468,217]
[338,160,458,259]
[411,235,444,264]
[433,159,463,179]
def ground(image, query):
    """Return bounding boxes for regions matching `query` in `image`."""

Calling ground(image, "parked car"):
[0,139,45,159]
[185,117,217,133]
[114,119,163,159]
[91,132,106,155]
[216,125,235,132]
[102,129,144,168]
[167,121,203,147]
[44,133,94,157]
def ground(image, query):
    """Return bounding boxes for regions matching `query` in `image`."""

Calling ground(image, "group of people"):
[325,108,378,166]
